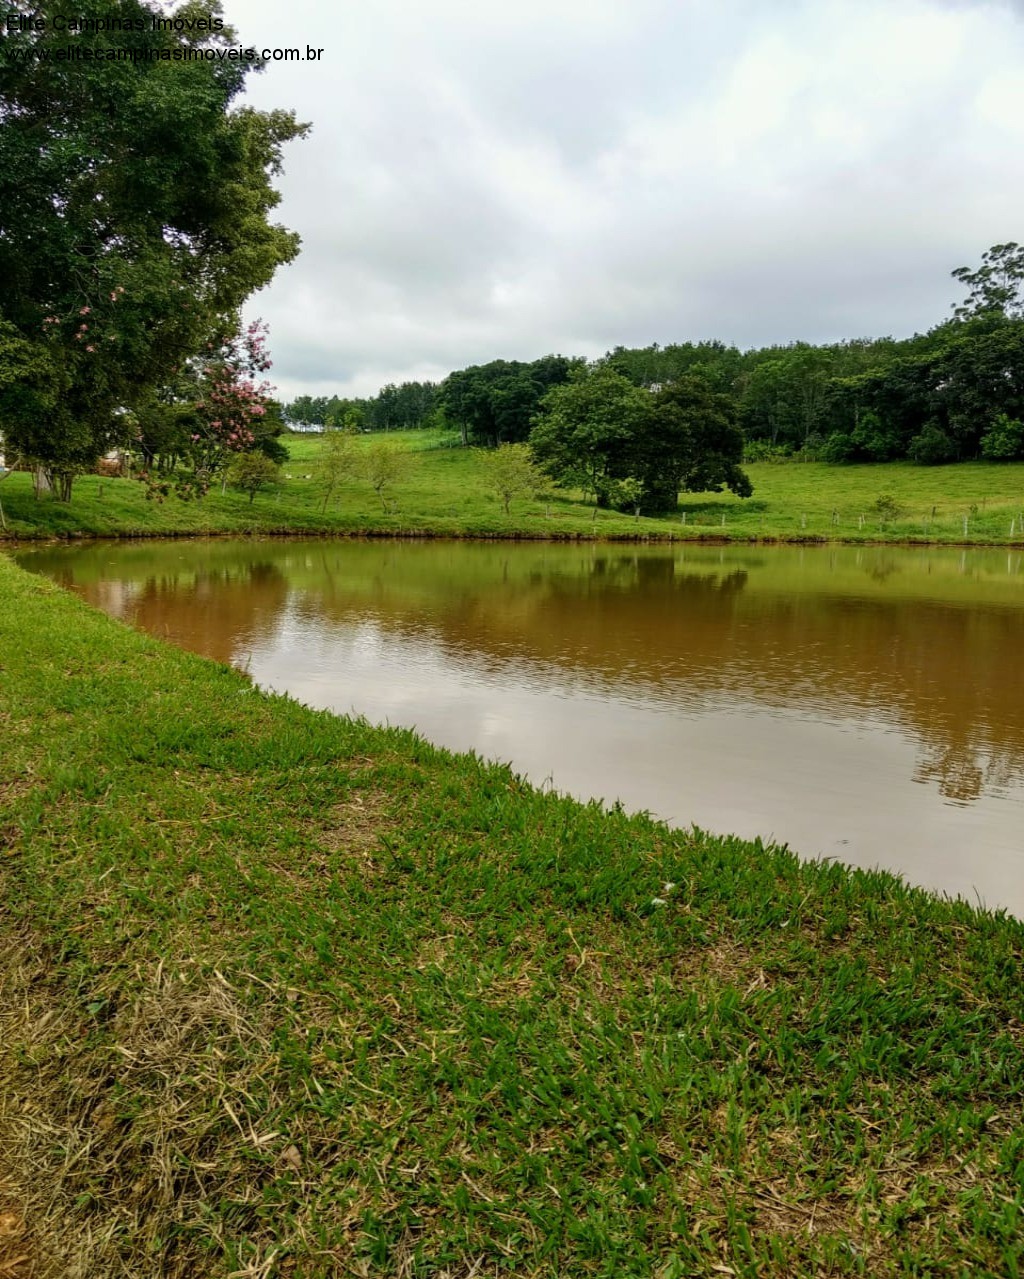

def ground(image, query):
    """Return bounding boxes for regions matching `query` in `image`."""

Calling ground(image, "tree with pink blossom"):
[0,2,306,500]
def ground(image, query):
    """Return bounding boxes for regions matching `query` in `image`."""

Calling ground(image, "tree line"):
[283,245,1024,494]
[285,381,441,434]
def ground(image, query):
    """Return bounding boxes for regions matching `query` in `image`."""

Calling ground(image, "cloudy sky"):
[220,0,1024,402]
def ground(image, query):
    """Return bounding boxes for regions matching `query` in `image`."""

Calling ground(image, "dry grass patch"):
[747,1184,857,1243]
[0,951,304,1279]
[315,788,398,863]
[0,1194,35,1279]
[672,938,767,993]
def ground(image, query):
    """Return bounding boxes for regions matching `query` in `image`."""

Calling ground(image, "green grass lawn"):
[1,552,1023,1277]
[2,429,1024,544]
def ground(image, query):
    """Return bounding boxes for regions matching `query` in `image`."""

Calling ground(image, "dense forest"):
[285,244,1024,470]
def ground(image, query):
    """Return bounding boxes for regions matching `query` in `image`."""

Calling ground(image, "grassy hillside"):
[1,552,1023,1277]
[2,429,1024,543]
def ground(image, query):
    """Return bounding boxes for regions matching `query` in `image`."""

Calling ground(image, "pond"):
[18,538,1024,915]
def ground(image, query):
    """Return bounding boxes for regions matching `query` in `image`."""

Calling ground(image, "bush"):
[227,452,280,504]
[980,413,1024,461]
[743,439,791,464]
[871,493,904,524]
[821,433,858,464]
[483,443,545,514]
[791,432,826,462]
[908,424,958,465]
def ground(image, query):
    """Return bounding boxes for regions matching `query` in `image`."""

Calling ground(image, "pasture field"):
[2,428,1024,544]
[1,552,1023,1277]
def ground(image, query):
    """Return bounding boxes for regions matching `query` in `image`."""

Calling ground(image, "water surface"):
[20,539,1024,915]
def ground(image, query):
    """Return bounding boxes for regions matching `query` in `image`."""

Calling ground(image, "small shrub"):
[743,440,791,464]
[227,452,280,504]
[871,493,904,524]
[483,443,546,515]
[364,441,408,512]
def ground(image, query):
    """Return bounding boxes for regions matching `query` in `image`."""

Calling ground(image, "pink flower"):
[110,292,118,301]
[191,434,200,441]
[85,344,96,352]
[80,306,91,315]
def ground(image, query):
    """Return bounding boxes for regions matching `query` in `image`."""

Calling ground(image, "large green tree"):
[0,0,307,497]
[644,377,752,507]
[529,365,652,504]
[530,366,752,513]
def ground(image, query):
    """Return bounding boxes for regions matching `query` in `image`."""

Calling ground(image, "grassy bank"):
[1,554,1023,1278]
[3,429,1024,544]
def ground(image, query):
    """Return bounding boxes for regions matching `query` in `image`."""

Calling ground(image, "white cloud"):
[223,0,1024,399]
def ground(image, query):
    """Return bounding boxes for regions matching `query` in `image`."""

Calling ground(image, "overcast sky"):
[220,0,1024,402]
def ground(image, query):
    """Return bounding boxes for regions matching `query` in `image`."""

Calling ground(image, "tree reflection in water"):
[21,540,1024,809]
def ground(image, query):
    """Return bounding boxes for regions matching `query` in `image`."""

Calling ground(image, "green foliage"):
[952,242,1024,320]
[871,493,905,524]
[908,424,959,465]
[530,365,652,504]
[822,410,904,464]
[0,0,306,496]
[980,413,1024,461]
[251,400,290,465]
[364,440,409,511]
[743,439,791,464]
[606,474,645,517]
[531,368,752,513]
[368,380,440,431]
[285,388,444,434]
[226,451,280,504]
[315,426,359,513]
[821,433,857,464]
[602,341,746,410]
[483,442,546,514]
[441,356,578,447]
[650,376,752,505]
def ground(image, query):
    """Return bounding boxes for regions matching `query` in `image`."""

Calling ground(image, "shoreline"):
[2,550,1023,1275]
[6,524,1024,550]
[3,439,1024,551]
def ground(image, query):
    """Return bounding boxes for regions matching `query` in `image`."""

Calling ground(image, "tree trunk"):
[44,469,73,501]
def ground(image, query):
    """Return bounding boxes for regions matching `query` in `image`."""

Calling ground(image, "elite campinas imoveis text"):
[5,13,225,33]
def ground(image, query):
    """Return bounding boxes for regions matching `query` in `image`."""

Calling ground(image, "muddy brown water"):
[18,539,1024,915]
